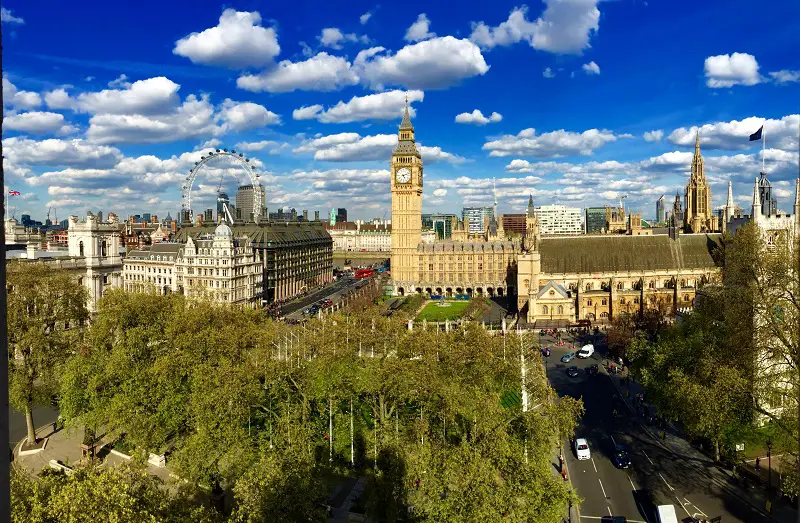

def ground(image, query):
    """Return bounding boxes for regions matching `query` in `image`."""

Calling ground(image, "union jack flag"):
[8,190,21,196]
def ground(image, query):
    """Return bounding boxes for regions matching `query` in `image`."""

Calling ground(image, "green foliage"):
[416,301,469,321]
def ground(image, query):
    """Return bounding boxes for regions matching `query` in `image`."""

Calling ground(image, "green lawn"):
[416,300,470,321]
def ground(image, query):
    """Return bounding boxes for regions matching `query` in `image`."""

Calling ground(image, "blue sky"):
[3,0,799,222]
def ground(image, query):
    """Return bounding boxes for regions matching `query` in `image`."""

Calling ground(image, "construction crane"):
[619,195,627,213]
[46,207,52,224]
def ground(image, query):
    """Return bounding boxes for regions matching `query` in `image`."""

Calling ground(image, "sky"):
[2,0,799,223]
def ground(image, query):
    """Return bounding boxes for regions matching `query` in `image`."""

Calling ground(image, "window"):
[587,299,593,306]
[634,298,639,304]
[648,281,655,289]
[557,305,564,314]
[684,294,690,302]
[79,241,84,257]
[601,298,607,305]
[585,283,592,291]
[620,297,626,305]
[429,264,434,271]
[617,282,624,290]
[542,305,549,314]
[600,312,609,319]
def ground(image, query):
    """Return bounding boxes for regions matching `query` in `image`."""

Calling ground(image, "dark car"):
[601,517,626,523]
[586,364,599,376]
[613,444,631,469]
[566,366,579,378]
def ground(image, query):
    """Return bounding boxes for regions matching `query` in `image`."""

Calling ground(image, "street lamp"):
[766,436,773,498]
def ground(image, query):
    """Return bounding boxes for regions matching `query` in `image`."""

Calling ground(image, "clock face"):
[396,168,411,184]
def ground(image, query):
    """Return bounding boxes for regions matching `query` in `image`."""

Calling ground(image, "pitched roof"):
[539,234,722,274]
[175,222,331,248]
[537,281,570,298]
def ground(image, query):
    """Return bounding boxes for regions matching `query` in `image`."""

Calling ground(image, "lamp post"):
[766,436,773,498]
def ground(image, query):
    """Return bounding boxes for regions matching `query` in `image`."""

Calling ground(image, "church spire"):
[726,180,734,207]
[399,93,413,130]
[695,129,700,153]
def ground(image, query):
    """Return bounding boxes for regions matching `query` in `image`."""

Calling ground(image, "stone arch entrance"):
[487,287,495,297]
[435,287,442,296]
[425,287,432,296]
[416,287,422,294]
[476,287,483,296]
[497,288,504,297]
[586,312,595,321]
[466,288,473,297]
[445,287,453,298]
[398,287,405,296]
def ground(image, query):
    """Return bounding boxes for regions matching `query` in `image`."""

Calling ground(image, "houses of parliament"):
[389,103,799,325]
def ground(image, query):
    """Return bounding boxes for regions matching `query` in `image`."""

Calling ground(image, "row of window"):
[582,279,695,291]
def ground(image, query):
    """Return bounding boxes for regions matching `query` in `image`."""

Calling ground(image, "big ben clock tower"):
[390,96,422,293]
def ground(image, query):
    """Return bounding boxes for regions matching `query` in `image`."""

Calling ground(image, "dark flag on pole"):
[749,126,763,141]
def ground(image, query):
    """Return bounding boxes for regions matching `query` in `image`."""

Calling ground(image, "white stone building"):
[533,205,584,236]
[326,221,434,252]
[67,213,123,311]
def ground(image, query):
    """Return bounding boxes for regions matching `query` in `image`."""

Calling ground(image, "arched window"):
[600,312,609,319]
[101,241,107,258]
[557,305,564,314]
[542,305,549,315]
[648,281,655,289]
[620,297,626,305]
[601,298,607,305]
[587,299,593,306]
[617,282,624,290]
[684,294,690,302]
[585,283,593,291]
[79,241,84,257]
[680,279,686,287]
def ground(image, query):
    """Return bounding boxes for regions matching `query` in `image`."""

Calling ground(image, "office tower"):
[461,207,493,234]
[656,195,665,223]
[204,209,214,223]
[217,192,230,221]
[533,205,583,235]
[584,207,607,234]
[336,208,347,223]
[236,184,266,222]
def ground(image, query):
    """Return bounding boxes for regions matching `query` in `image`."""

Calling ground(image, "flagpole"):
[762,126,766,174]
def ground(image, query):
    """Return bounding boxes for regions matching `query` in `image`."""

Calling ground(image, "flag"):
[8,190,21,196]
[749,126,763,141]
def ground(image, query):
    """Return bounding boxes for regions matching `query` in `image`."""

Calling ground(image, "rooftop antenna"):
[619,195,627,214]
[493,178,498,219]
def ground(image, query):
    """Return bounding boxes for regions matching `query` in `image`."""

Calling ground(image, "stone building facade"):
[67,213,123,311]
[684,131,718,233]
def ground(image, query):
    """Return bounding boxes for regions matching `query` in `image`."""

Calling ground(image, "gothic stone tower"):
[685,131,714,232]
[390,97,423,294]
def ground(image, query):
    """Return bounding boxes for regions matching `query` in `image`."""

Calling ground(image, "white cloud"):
[455,109,502,125]
[483,127,618,158]
[299,41,314,58]
[405,14,435,42]
[85,94,221,145]
[46,77,181,115]
[173,9,280,68]
[4,137,122,169]
[1,7,24,24]
[470,1,600,54]
[360,12,372,25]
[293,132,464,163]
[237,52,359,93]
[196,138,222,151]
[3,112,78,135]
[3,77,42,110]
[355,36,489,90]
[668,114,799,151]
[219,99,281,131]
[769,70,800,84]
[704,53,762,88]
[643,130,663,142]
[318,28,368,49]
[108,74,131,89]
[543,67,555,78]
[582,61,600,75]
[432,188,447,197]
[234,140,285,154]
[294,90,423,123]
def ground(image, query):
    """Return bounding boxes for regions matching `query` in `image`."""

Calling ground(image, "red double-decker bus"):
[354,269,374,279]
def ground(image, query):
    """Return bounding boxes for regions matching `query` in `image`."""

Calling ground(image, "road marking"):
[591,456,598,473]
[684,498,708,518]
[643,449,654,465]
[607,506,613,516]
[628,474,636,490]
[675,495,691,518]
[610,434,616,446]
[579,517,646,522]
[659,473,674,491]
[598,479,607,498]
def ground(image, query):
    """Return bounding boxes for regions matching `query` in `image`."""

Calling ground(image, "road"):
[283,277,368,320]
[9,404,59,451]
[542,332,772,523]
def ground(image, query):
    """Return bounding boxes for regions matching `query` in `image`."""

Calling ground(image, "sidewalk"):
[14,421,174,485]
[607,369,798,523]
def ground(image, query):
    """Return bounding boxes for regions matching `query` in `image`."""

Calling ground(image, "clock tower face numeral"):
[395,167,411,184]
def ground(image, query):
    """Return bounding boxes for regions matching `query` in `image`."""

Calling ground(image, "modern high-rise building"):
[217,192,230,221]
[336,208,347,223]
[235,184,266,222]
[422,213,458,239]
[204,209,214,223]
[462,207,493,234]
[656,195,665,223]
[142,213,151,223]
[585,207,607,234]
[501,214,527,237]
[533,205,583,235]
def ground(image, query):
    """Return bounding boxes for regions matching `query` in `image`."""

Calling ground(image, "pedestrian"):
[661,430,666,441]
[756,456,761,470]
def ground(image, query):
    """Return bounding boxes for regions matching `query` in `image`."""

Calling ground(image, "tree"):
[7,262,88,446]
[11,460,219,523]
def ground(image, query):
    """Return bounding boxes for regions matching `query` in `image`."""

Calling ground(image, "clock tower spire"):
[390,93,423,293]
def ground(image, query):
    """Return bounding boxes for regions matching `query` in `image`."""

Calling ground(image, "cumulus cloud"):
[360,12,372,25]
[219,99,281,131]
[483,127,619,158]
[4,137,122,169]
[293,90,423,123]
[455,109,502,125]
[704,53,762,88]
[432,188,447,197]
[470,1,600,54]
[45,77,181,115]
[404,14,435,42]
[237,52,359,93]
[668,114,799,151]
[582,61,600,75]
[355,36,489,90]
[293,132,465,163]
[769,70,800,84]
[643,130,664,142]
[108,74,131,89]
[173,9,280,68]
[3,77,42,110]
[234,140,286,154]
[318,27,368,49]
[1,7,24,24]
[3,112,78,135]
[543,67,555,78]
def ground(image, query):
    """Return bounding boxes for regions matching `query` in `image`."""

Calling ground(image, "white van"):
[575,438,591,460]
[655,504,679,523]
[577,344,595,358]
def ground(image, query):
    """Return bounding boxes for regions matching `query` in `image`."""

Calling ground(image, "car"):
[566,366,579,378]
[586,364,599,376]
[575,438,591,460]
[613,444,631,469]
[561,351,576,363]
[577,344,595,358]
[600,517,626,523]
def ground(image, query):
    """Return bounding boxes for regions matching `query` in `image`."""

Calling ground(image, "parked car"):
[566,366,579,378]
[613,444,631,469]
[586,364,599,376]
[574,438,591,460]
[600,517,626,523]
[577,344,595,358]
[561,351,576,363]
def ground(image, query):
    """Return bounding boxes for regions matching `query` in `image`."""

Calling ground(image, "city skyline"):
[3,1,800,222]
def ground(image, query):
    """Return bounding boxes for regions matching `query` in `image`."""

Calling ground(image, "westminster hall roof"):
[539,233,723,274]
